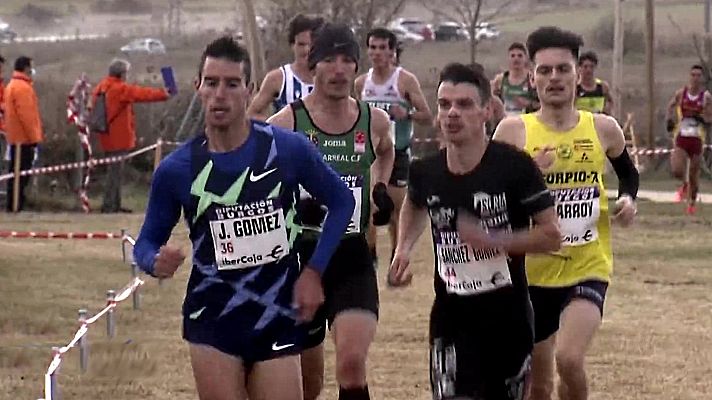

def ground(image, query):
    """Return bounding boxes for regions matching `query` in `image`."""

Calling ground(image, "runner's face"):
[367,37,393,68]
[437,82,489,145]
[314,54,356,100]
[579,60,596,81]
[292,31,312,65]
[533,48,577,108]
[689,68,703,88]
[509,49,526,70]
[198,57,251,129]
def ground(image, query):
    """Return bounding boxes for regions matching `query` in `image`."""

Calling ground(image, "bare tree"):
[259,0,407,68]
[419,0,516,64]
[239,0,267,83]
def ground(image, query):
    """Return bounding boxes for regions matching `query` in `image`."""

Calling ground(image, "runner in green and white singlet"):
[268,23,395,400]
[354,27,432,267]
[492,42,539,116]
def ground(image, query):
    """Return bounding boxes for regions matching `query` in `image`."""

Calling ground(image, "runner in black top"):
[388,63,561,400]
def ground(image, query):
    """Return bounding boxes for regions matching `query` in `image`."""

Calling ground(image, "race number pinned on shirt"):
[341,174,363,234]
[553,186,600,246]
[209,199,289,270]
[679,117,702,138]
[435,230,511,295]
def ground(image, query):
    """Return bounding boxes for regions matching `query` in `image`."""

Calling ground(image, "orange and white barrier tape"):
[0,231,124,239]
[41,277,144,400]
[0,142,159,182]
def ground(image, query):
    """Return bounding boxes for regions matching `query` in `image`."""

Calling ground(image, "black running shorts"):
[388,148,410,188]
[297,233,379,349]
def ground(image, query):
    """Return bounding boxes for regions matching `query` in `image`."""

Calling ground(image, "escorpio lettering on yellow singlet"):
[209,198,289,270]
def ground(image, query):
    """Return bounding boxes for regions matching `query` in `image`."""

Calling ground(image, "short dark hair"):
[198,36,251,84]
[438,62,491,105]
[692,64,704,71]
[288,14,324,44]
[579,51,598,65]
[526,26,583,62]
[508,42,526,53]
[14,56,32,72]
[366,28,397,50]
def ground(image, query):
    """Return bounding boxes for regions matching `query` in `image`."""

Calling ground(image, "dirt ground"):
[0,200,711,399]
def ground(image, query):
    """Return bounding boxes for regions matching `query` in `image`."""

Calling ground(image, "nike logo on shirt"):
[249,168,277,182]
[272,342,294,351]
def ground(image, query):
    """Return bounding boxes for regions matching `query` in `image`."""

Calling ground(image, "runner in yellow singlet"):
[493,27,639,400]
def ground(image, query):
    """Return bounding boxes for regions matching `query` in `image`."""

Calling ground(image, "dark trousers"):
[5,144,37,212]
[101,151,127,212]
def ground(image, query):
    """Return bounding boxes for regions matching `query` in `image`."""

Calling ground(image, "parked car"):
[0,19,17,42]
[475,22,500,41]
[434,22,469,41]
[391,17,433,41]
[390,26,424,45]
[120,38,166,55]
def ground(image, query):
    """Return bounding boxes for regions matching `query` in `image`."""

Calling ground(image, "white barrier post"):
[120,228,127,263]
[131,263,141,310]
[78,309,89,373]
[50,347,61,400]
[106,290,116,338]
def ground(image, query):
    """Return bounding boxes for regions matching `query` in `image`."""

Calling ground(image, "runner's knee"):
[335,346,368,386]
[555,348,585,377]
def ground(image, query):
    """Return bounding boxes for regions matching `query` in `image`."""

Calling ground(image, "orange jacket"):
[92,76,168,152]
[3,71,43,145]
[0,80,4,132]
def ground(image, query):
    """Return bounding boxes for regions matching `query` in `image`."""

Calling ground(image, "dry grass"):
[1,200,711,399]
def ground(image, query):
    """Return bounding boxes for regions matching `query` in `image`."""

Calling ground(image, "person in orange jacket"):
[4,56,43,212]
[92,58,170,213]
[0,54,6,134]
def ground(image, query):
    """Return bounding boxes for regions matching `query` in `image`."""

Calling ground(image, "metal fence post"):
[120,228,127,263]
[78,309,88,373]
[106,290,116,338]
[50,346,61,400]
[131,263,141,310]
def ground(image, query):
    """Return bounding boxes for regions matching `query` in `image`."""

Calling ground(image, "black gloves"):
[372,182,394,226]
[298,197,326,226]
[666,119,675,133]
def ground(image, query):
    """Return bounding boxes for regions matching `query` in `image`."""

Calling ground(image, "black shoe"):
[118,207,133,213]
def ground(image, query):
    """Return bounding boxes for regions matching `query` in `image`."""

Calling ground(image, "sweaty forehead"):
[534,48,576,66]
[202,57,245,78]
[437,81,481,102]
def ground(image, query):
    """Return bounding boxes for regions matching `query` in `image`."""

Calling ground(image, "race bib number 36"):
[209,199,289,270]
[553,186,601,246]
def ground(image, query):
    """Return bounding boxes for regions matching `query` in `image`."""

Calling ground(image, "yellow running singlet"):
[522,111,613,287]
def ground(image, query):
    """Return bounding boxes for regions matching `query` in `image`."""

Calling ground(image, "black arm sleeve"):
[607,148,639,200]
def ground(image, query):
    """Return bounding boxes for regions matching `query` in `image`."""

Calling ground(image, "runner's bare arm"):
[665,89,683,122]
[394,193,428,255]
[247,68,283,121]
[369,107,395,185]
[402,70,433,125]
[594,113,627,158]
[601,80,614,115]
[353,74,367,100]
[492,116,527,149]
[490,96,506,124]
[491,73,503,97]
[266,104,296,131]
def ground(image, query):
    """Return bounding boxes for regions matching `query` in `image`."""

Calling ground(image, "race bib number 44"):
[553,186,600,246]
[209,199,289,270]
[436,230,511,295]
